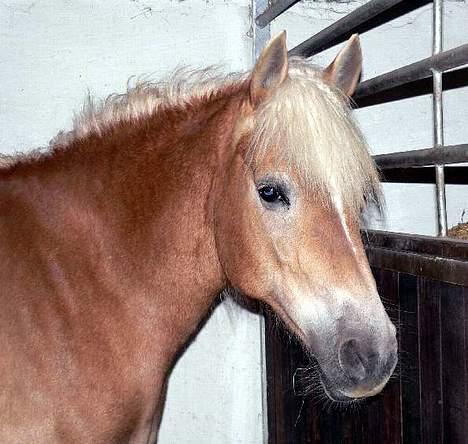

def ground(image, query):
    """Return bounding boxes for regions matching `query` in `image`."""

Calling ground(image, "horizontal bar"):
[255,0,301,28]
[366,246,468,286]
[363,229,468,261]
[379,165,468,184]
[355,43,468,100]
[363,230,468,286]
[354,65,468,107]
[373,144,468,169]
[288,0,405,58]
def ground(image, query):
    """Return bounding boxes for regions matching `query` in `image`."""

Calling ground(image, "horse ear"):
[250,31,289,108]
[323,34,362,97]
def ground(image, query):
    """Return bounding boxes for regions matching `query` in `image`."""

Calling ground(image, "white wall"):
[272,0,468,236]
[1,1,265,443]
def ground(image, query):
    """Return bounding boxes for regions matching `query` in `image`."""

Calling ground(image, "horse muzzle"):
[317,330,398,402]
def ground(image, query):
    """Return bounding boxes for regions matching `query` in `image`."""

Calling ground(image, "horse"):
[0,32,397,443]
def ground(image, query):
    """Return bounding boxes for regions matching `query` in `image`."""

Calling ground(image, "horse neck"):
[1,88,245,363]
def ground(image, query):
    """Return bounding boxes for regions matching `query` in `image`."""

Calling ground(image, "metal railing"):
[288,0,408,58]
[255,0,300,28]
[354,44,468,101]
[373,144,468,169]
[253,0,468,237]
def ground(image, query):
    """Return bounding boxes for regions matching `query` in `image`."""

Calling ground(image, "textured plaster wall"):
[1,2,264,443]
[272,0,468,235]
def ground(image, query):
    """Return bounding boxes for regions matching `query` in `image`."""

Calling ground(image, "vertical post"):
[433,0,447,236]
[253,0,271,60]
[252,2,270,443]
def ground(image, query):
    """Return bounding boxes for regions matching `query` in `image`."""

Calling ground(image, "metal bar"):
[433,0,447,236]
[354,43,468,100]
[253,0,271,60]
[354,65,468,108]
[380,166,468,185]
[373,144,468,169]
[288,0,405,58]
[255,0,301,28]
[252,2,270,443]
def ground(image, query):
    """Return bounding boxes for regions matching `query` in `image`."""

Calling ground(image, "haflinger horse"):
[0,32,397,442]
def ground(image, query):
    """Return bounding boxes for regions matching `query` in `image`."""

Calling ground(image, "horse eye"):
[258,185,289,207]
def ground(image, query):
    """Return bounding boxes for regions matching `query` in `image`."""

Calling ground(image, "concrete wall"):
[1,1,265,443]
[272,0,468,236]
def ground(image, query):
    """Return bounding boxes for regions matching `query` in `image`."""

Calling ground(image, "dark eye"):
[258,185,290,208]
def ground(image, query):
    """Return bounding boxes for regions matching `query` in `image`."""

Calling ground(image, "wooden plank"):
[318,409,345,444]
[372,269,402,443]
[265,313,282,444]
[418,277,443,443]
[366,247,468,287]
[399,273,421,444]
[364,230,468,261]
[265,312,320,444]
[363,397,383,444]
[465,287,468,443]
[364,230,468,285]
[440,283,467,443]
[265,313,291,444]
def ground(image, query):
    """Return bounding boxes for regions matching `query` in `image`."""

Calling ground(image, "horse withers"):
[0,32,397,442]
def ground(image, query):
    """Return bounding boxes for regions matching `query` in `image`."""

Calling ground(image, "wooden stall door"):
[266,269,468,444]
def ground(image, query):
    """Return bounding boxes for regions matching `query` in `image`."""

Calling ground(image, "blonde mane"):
[52,68,246,147]
[5,59,380,213]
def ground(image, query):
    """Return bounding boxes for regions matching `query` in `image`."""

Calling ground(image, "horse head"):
[214,32,397,402]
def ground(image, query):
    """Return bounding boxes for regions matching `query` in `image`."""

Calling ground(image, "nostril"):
[339,339,367,382]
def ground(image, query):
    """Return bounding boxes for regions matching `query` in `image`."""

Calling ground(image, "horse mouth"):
[318,371,356,403]
[292,357,357,404]
[317,366,388,403]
